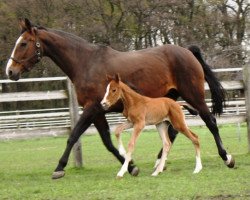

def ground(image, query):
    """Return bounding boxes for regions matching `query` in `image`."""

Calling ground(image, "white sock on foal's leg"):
[117,153,131,178]
[152,122,169,176]
[193,155,202,174]
[153,159,161,169]
[152,156,167,176]
[118,144,126,157]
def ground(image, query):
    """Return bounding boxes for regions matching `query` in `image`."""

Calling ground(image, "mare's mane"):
[48,29,111,50]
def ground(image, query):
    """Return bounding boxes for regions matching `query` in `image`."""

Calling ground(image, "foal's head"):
[101,74,122,110]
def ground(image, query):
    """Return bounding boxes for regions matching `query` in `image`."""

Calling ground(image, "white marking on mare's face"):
[6,35,24,76]
[101,83,111,106]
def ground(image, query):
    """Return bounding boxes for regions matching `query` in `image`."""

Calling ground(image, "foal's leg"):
[94,115,139,176]
[152,122,171,176]
[114,121,133,157]
[181,130,202,173]
[188,129,202,173]
[117,122,144,178]
[154,121,177,169]
[171,119,202,174]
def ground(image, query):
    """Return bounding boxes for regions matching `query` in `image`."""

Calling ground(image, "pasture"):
[0,124,249,200]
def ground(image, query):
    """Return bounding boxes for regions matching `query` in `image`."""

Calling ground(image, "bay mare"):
[5,19,234,179]
[101,74,202,177]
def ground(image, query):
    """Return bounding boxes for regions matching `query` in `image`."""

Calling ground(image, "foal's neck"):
[120,82,144,108]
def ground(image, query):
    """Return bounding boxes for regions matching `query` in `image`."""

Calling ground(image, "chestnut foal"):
[101,74,202,178]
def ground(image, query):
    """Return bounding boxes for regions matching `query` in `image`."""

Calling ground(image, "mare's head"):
[6,18,43,81]
[101,74,122,110]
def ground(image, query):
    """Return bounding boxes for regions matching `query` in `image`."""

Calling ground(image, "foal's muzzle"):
[100,101,110,110]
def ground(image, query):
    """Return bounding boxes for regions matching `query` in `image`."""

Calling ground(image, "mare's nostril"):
[8,70,13,76]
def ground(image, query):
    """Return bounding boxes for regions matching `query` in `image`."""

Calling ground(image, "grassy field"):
[0,124,249,200]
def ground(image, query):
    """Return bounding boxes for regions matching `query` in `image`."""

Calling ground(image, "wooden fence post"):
[243,64,250,153]
[67,78,83,167]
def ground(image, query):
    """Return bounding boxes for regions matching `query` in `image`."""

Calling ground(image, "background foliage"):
[0,0,249,111]
[0,0,249,79]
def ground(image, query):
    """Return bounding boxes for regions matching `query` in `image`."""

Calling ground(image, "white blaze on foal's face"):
[101,83,111,109]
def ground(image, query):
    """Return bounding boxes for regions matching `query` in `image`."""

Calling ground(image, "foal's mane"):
[119,81,143,99]
[123,81,142,94]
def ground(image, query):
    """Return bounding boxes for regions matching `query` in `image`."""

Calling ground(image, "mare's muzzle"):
[7,67,21,81]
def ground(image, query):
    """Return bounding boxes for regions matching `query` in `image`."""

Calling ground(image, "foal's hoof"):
[225,155,235,168]
[130,166,140,176]
[52,171,65,179]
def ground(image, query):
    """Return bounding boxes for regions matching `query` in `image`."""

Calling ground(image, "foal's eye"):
[112,89,116,93]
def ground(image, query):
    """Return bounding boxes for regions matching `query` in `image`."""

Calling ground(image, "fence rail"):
[0,68,247,140]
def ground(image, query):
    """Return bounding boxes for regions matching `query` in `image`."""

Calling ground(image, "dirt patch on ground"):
[194,193,250,200]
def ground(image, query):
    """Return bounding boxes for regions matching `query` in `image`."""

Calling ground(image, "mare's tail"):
[188,45,226,115]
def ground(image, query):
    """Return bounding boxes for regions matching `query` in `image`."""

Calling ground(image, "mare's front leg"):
[52,104,101,179]
[117,122,144,178]
[93,115,139,176]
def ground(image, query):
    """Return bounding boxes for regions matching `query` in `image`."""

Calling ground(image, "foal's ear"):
[106,74,113,82]
[19,18,32,33]
[114,73,121,83]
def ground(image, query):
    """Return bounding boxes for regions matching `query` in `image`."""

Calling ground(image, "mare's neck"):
[120,82,144,108]
[39,29,97,81]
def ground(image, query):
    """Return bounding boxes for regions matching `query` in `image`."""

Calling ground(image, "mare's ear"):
[114,73,121,83]
[19,18,32,33]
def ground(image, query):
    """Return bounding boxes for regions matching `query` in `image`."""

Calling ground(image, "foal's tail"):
[188,45,226,115]
[179,103,199,116]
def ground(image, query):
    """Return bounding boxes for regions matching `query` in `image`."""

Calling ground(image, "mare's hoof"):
[52,171,65,179]
[226,156,235,168]
[130,166,139,176]
[116,176,123,180]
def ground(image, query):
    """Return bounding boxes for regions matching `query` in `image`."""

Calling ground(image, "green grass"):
[0,124,249,200]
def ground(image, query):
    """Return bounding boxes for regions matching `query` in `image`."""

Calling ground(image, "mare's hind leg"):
[152,122,171,176]
[114,121,133,157]
[198,107,234,167]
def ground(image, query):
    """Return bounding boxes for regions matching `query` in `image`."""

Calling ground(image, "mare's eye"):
[20,42,27,47]
[112,89,116,93]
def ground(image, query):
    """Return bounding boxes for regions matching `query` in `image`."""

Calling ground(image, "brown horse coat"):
[5,19,234,179]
